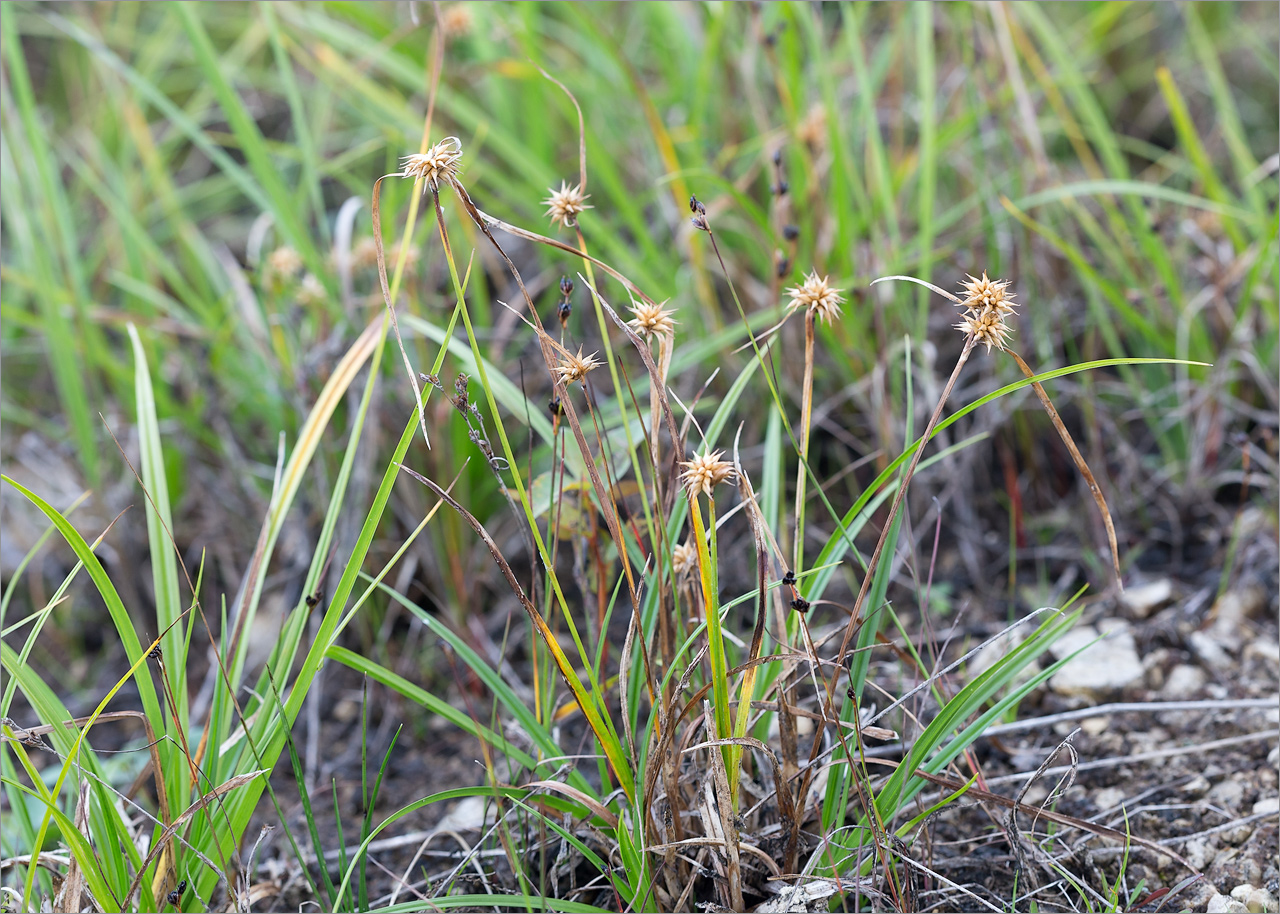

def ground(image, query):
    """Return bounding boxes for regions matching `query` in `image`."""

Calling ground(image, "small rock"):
[1081,716,1110,736]
[1248,887,1278,913]
[969,629,1035,685]
[1209,778,1247,812]
[1214,585,1267,627]
[1184,775,1211,796]
[1209,893,1250,913]
[1190,630,1236,670]
[1237,885,1260,902]
[436,795,490,832]
[1253,797,1280,817]
[1246,638,1280,667]
[1164,663,1207,699]
[1094,786,1127,811]
[1049,623,1144,699]
[1186,837,1214,871]
[1122,578,1174,617]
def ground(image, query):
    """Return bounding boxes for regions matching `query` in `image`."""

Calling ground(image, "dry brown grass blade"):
[454,191,659,308]
[53,780,89,914]
[125,770,266,909]
[444,185,644,622]
[223,314,384,673]
[535,66,587,195]
[370,172,431,450]
[395,461,635,800]
[579,276,684,474]
[523,780,618,829]
[643,646,707,850]
[705,701,745,913]
[827,335,977,704]
[695,735,797,846]
[1006,348,1124,588]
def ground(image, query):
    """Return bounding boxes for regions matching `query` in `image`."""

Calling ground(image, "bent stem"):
[1005,347,1123,587]
[827,334,977,706]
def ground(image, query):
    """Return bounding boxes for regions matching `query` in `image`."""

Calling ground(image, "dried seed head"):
[627,301,677,340]
[958,272,1016,317]
[557,298,572,327]
[267,246,303,280]
[553,347,600,385]
[297,273,326,307]
[401,137,463,192]
[543,181,591,228]
[350,237,379,271]
[955,272,1017,353]
[785,271,845,326]
[796,104,828,150]
[559,275,574,298]
[782,224,800,242]
[440,3,474,40]
[672,542,697,577]
[679,450,736,499]
[955,306,1013,353]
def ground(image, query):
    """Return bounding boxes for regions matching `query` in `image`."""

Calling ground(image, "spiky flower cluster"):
[671,542,697,578]
[266,246,303,280]
[297,273,326,307]
[401,137,463,192]
[627,301,677,340]
[785,272,844,326]
[955,272,1017,353]
[553,347,600,385]
[440,3,474,40]
[679,450,736,499]
[543,182,591,228]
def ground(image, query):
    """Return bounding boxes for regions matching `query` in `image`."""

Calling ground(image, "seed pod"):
[790,597,810,613]
[783,224,800,241]
[560,275,574,298]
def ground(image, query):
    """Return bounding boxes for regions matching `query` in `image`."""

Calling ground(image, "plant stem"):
[827,334,976,704]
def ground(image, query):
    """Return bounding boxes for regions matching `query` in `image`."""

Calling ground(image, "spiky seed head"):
[401,137,463,192]
[297,273,326,307]
[956,306,1013,353]
[628,301,677,340]
[954,272,1017,353]
[267,246,303,279]
[785,271,845,326]
[350,237,379,271]
[440,3,474,39]
[958,272,1016,316]
[543,181,591,228]
[796,103,828,150]
[672,542,697,577]
[553,347,600,385]
[679,450,736,499]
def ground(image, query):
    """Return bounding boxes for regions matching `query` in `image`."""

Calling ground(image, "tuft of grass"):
[2,3,1274,912]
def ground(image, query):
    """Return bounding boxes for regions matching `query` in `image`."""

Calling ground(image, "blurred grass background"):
[2,0,1276,702]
